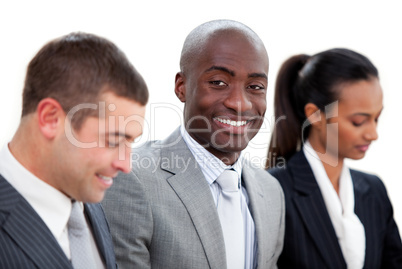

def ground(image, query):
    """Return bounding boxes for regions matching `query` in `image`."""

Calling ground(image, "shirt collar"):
[303,140,352,213]
[0,143,72,241]
[180,125,243,185]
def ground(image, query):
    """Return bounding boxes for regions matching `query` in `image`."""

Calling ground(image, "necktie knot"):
[68,201,87,236]
[216,169,239,192]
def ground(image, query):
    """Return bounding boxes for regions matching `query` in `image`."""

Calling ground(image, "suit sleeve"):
[102,171,153,269]
[375,177,402,268]
[273,180,285,269]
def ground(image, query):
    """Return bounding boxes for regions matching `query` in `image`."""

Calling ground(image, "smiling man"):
[0,33,148,269]
[102,20,285,269]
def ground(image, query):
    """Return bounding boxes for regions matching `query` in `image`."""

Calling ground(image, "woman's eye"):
[352,121,364,127]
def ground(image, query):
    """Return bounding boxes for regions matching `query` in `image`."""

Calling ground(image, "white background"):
[1,1,401,229]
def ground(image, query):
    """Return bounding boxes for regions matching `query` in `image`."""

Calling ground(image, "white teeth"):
[216,118,248,126]
[97,174,113,181]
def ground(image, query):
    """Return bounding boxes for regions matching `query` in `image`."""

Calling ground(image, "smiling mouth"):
[215,117,250,127]
[96,173,113,183]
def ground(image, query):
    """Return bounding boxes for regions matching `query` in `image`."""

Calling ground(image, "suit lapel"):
[351,170,371,267]
[85,203,116,269]
[241,165,265,258]
[160,129,226,269]
[288,152,346,268]
[0,175,72,269]
[242,164,264,226]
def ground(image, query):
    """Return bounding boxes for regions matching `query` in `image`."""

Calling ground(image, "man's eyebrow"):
[249,72,267,79]
[205,66,267,80]
[205,66,235,76]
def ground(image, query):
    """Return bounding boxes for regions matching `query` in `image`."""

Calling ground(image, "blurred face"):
[56,92,145,203]
[313,78,383,162]
[176,31,268,164]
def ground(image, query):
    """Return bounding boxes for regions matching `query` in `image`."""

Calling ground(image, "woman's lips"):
[356,144,370,152]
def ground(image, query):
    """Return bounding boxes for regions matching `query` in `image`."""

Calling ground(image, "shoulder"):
[268,165,290,180]
[0,174,25,213]
[130,141,164,174]
[243,160,283,193]
[131,127,183,157]
[350,169,388,198]
[267,160,296,189]
[266,151,317,196]
[130,129,190,177]
[350,169,381,183]
[267,150,305,180]
[266,166,295,201]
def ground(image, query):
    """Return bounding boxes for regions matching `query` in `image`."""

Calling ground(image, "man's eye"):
[210,80,226,86]
[107,137,124,147]
[249,84,265,90]
[106,141,118,147]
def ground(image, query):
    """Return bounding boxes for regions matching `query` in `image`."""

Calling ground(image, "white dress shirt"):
[303,140,366,269]
[0,144,105,268]
[181,125,258,269]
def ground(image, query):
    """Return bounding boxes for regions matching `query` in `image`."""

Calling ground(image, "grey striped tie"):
[68,201,97,269]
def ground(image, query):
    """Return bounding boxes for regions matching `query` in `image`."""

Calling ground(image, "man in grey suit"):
[0,32,148,268]
[102,19,285,269]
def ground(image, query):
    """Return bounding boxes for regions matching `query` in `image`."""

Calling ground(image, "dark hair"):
[266,48,378,168]
[22,32,149,129]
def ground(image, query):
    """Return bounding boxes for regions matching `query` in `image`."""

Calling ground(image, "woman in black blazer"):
[267,48,402,268]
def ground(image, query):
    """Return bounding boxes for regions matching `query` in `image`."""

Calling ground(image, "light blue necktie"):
[68,201,97,269]
[216,169,245,269]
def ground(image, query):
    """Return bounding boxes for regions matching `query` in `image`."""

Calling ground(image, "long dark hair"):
[266,48,378,168]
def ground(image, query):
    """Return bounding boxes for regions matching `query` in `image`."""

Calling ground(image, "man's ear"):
[37,98,65,139]
[174,72,186,102]
[304,103,324,129]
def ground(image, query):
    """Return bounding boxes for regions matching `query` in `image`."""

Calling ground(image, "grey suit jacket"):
[102,128,285,269]
[0,174,117,269]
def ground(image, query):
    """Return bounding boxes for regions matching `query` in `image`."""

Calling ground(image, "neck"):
[307,136,344,194]
[9,120,50,184]
[185,128,242,165]
[207,148,241,166]
[321,159,343,194]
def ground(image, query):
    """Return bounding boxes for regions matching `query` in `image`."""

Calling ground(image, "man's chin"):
[209,144,248,157]
[81,192,106,204]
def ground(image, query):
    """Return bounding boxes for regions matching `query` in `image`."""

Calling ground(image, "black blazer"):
[0,174,117,269]
[269,150,402,269]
